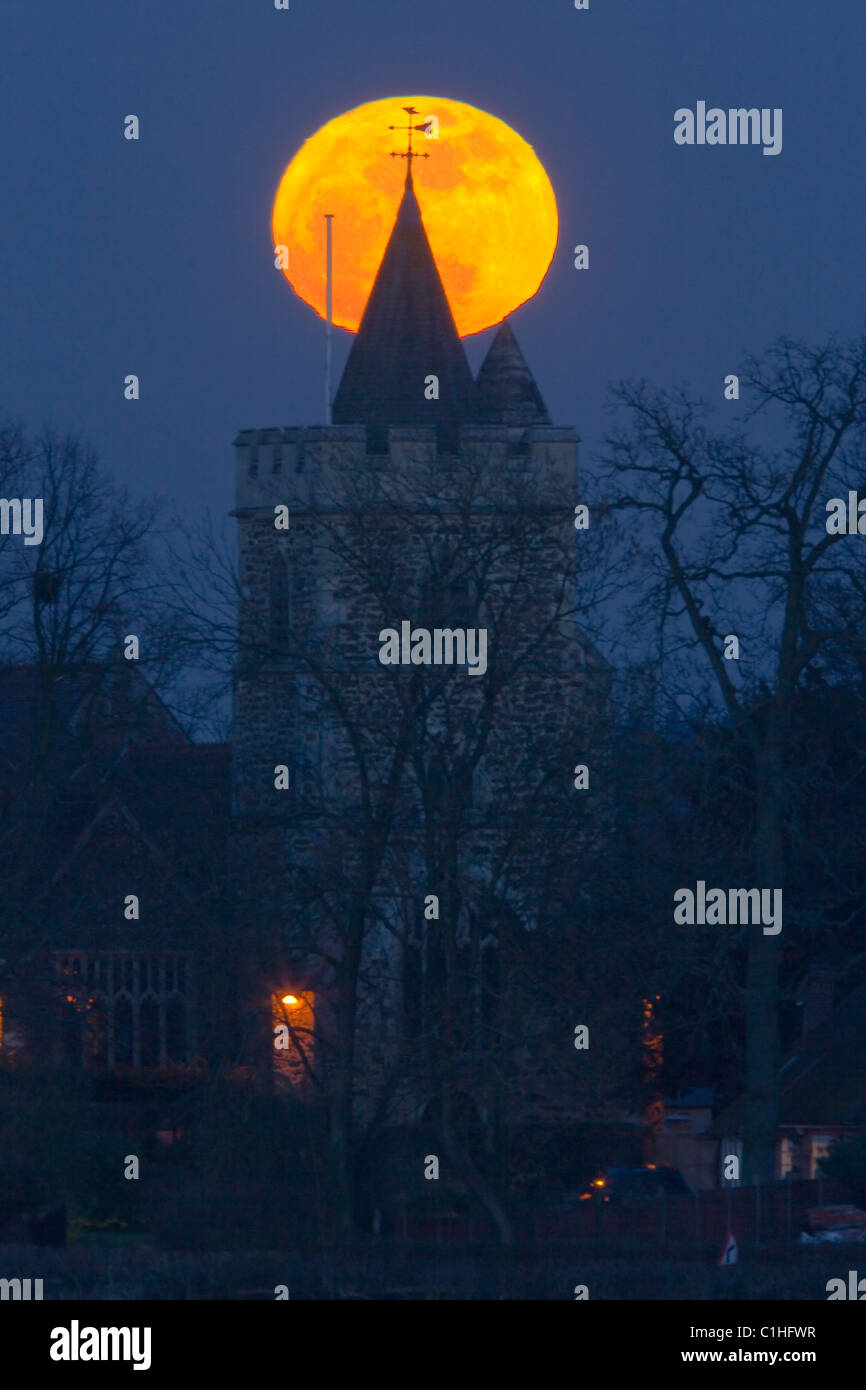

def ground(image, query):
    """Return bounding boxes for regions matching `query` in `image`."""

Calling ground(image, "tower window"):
[269,555,290,650]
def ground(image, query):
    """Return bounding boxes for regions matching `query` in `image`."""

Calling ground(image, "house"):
[671,968,866,1186]
[652,1088,717,1190]
[771,968,866,1180]
[0,662,228,1071]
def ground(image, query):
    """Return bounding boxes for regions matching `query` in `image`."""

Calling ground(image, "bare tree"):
[602,332,866,1179]
[0,420,176,1005]
[177,427,644,1244]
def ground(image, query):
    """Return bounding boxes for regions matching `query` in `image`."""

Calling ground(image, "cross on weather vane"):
[388,106,431,171]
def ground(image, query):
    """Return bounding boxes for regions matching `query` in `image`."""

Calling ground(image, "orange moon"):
[271,95,559,337]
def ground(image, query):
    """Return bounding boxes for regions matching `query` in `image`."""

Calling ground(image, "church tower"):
[230,148,599,1118]
[232,158,580,811]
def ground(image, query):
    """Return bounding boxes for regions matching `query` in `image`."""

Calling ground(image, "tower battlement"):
[234,420,579,513]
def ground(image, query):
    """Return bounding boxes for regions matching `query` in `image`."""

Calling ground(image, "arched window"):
[269,555,290,650]
[55,953,190,1071]
[61,996,80,1063]
[85,997,107,1067]
[166,996,187,1063]
[140,996,160,1067]
[403,940,423,1039]
[114,996,133,1066]
[479,937,500,1031]
[442,573,479,628]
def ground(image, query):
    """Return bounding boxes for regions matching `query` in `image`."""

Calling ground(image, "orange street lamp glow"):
[271,95,559,337]
[282,994,300,1006]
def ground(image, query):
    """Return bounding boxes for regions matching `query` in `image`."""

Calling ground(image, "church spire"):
[331,116,477,453]
[476,318,550,427]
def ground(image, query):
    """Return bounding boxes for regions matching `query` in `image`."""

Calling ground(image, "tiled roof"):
[0,663,228,893]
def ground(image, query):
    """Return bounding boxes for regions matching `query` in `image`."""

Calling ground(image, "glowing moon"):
[271,95,559,337]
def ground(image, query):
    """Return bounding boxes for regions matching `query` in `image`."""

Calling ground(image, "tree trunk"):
[327,927,363,1249]
[440,1104,515,1247]
[327,1102,355,1248]
[742,737,784,1182]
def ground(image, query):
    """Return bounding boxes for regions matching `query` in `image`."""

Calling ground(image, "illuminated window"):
[271,990,315,1088]
[56,953,193,1068]
[810,1135,835,1179]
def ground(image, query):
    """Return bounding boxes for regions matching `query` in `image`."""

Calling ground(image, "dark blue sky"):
[3,0,863,518]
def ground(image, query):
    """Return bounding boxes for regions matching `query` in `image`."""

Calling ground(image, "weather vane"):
[388,106,430,171]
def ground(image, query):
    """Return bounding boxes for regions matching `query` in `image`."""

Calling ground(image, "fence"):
[399,1177,853,1249]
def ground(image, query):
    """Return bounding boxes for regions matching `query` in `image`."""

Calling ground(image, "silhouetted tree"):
[603,332,866,1179]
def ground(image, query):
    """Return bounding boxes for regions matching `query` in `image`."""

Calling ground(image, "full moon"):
[271,95,559,338]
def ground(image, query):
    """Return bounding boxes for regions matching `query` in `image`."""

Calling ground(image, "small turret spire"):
[476,319,550,426]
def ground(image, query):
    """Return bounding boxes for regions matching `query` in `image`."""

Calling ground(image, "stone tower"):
[230,165,601,1122]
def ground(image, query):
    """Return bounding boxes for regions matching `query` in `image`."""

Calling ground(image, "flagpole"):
[324,213,334,425]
